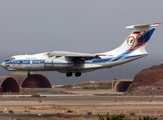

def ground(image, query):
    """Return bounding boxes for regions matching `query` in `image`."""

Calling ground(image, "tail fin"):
[105,23,160,56]
[123,23,160,51]
[101,23,161,63]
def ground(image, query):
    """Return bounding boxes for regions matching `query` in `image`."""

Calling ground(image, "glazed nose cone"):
[1,62,6,69]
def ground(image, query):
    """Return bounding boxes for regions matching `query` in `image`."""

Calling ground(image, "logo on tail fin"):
[127,31,146,50]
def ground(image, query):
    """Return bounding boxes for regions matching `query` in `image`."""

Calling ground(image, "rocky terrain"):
[125,64,163,95]
[59,63,163,96]
[60,81,112,89]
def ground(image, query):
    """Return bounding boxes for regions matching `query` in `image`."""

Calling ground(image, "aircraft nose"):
[1,62,6,69]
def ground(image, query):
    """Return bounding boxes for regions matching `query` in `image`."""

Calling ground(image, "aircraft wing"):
[48,51,97,57]
[48,51,101,63]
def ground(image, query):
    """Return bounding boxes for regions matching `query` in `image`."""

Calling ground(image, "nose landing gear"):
[27,71,31,77]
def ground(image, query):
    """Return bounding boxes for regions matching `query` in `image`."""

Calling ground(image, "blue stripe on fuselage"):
[5,60,44,65]
[5,60,30,64]
[111,50,132,62]
[91,58,112,63]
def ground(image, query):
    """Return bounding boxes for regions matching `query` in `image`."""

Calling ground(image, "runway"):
[0,95,163,101]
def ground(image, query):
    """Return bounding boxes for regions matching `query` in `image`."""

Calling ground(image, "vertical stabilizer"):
[104,23,160,56]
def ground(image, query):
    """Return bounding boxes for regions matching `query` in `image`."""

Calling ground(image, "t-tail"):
[103,23,161,63]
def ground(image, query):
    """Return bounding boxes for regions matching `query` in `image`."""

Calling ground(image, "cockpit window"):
[10,57,15,60]
[5,59,10,62]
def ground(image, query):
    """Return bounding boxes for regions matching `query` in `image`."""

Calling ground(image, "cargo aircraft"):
[1,23,160,77]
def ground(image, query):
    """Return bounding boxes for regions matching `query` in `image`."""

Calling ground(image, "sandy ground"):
[0,98,163,115]
[0,88,163,120]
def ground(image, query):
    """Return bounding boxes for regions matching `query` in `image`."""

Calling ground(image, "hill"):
[125,64,163,95]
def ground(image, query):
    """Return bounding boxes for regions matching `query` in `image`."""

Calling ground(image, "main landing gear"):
[66,72,81,77]
[75,72,81,77]
[66,72,72,77]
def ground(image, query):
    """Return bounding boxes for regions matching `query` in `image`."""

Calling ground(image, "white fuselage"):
[1,52,145,73]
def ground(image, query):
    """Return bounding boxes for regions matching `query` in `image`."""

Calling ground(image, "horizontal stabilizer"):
[126,23,161,30]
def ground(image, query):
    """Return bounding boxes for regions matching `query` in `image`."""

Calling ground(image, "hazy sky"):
[0,1,162,84]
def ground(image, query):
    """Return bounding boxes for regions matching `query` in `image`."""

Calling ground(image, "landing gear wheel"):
[66,72,73,77]
[75,72,81,77]
[27,71,31,77]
